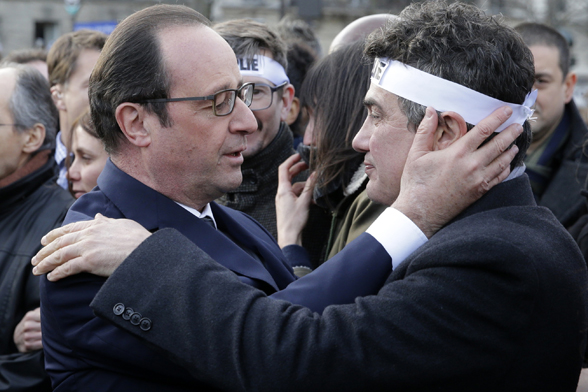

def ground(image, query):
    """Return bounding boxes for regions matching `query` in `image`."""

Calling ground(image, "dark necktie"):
[200,215,216,229]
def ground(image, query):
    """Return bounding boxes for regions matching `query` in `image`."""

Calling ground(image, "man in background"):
[516,22,588,226]
[1,48,48,79]
[0,63,72,391]
[214,19,297,240]
[47,29,107,189]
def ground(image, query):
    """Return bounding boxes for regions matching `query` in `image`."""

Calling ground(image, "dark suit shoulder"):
[64,187,123,225]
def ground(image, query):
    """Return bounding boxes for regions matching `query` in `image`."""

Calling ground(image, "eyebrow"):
[534,71,553,79]
[363,98,383,111]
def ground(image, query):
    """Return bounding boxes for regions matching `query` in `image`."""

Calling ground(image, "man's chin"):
[365,182,394,207]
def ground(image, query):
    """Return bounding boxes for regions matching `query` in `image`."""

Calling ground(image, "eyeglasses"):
[138,82,254,117]
[0,123,25,127]
[250,81,288,111]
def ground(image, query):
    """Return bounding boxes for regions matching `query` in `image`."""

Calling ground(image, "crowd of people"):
[1,1,588,390]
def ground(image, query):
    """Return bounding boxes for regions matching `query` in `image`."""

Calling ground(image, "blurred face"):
[352,84,414,205]
[140,26,257,209]
[68,125,108,198]
[242,69,286,158]
[529,45,575,147]
[59,49,101,140]
[0,68,29,181]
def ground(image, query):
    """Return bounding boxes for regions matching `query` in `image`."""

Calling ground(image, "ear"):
[50,85,66,111]
[285,96,300,126]
[433,111,468,151]
[563,71,577,104]
[115,103,152,148]
[279,84,296,122]
[21,123,46,154]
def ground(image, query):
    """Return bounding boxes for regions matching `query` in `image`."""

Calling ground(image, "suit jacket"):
[40,159,392,391]
[91,174,588,391]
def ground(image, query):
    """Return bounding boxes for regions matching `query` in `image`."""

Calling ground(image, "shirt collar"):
[54,131,68,165]
[175,202,217,229]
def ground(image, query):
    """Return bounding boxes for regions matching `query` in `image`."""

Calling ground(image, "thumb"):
[409,107,438,157]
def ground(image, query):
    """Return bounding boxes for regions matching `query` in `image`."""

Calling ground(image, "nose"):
[352,118,371,153]
[302,116,315,146]
[230,98,257,135]
[67,158,81,182]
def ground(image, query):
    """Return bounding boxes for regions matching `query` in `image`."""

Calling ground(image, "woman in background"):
[277,41,387,269]
[67,110,108,199]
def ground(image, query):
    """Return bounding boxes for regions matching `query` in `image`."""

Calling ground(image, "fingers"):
[32,234,87,277]
[299,172,315,205]
[41,219,95,246]
[410,107,439,155]
[46,256,85,282]
[28,308,41,322]
[32,227,83,270]
[278,153,302,184]
[291,182,306,196]
[484,144,519,190]
[288,161,309,179]
[474,123,523,168]
[460,106,513,151]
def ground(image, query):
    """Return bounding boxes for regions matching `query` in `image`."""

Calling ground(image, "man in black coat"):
[33,1,587,391]
[515,22,588,226]
[0,64,73,391]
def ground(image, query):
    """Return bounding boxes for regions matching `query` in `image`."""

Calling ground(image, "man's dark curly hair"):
[364,1,535,169]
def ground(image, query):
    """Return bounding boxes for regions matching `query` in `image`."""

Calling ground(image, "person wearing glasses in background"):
[39,6,447,390]
[0,63,72,392]
[213,20,300,241]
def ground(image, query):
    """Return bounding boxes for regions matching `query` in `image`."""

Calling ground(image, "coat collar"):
[448,173,536,226]
[96,160,291,291]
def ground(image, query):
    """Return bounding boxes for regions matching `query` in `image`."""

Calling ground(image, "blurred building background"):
[0,0,586,113]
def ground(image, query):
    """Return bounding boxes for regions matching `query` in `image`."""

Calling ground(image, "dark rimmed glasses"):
[138,82,254,117]
[250,81,288,111]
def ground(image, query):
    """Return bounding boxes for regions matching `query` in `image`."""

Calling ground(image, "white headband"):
[371,58,536,133]
[237,54,290,86]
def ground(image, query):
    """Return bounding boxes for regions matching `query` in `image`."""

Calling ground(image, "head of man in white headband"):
[214,19,295,159]
[353,1,535,206]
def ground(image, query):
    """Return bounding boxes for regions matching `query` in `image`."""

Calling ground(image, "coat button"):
[122,307,134,321]
[130,312,142,326]
[139,318,152,331]
[113,303,125,316]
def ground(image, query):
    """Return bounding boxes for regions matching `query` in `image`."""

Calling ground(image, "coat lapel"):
[98,160,282,291]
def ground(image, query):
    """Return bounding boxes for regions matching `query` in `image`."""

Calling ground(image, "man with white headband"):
[213,19,299,241]
[33,2,585,390]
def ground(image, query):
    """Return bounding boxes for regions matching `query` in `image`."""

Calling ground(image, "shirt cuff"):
[366,207,428,270]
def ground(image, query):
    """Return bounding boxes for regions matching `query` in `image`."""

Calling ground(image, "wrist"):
[391,200,438,239]
[277,232,302,248]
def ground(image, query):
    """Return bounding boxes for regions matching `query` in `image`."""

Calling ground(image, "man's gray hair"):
[3,63,58,150]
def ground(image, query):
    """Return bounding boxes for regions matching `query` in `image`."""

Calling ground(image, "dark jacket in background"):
[531,99,588,227]
[217,122,295,239]
[0,154,73,392]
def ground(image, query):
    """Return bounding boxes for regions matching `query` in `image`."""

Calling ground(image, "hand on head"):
[393,106,523,238]
[32,213,151,281]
